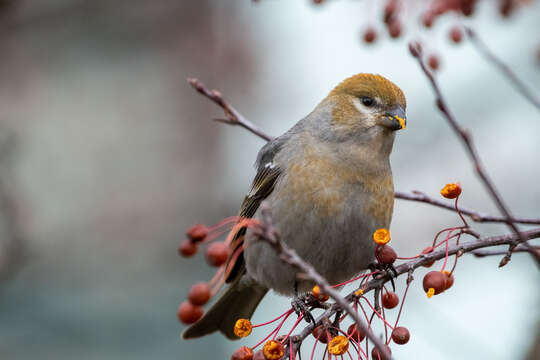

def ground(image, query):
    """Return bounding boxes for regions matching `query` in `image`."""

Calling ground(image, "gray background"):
[0,1,538,359]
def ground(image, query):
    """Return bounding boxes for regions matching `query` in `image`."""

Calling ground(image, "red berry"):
[421,11,435,28]
[460,0,476,16]
[383,0,398,24]
[423,271,447,296]
[177,301,203,324]
[450,26,463,43]
[443,271,454,290]
[382,291,399,309]
[391,326,410,345]
[499,0,514,17]
[312,325,330,343]
[371,345,392,360]
[376,245,397,265]
[363,27,377,44]
[206,241,230,267]
[188,282,211,306]
[428,54,440,71]
[388,20,402,39]
[347,324,366,342]
[231,346,254,360]
[186,224,208,242]
[178,239,197,257]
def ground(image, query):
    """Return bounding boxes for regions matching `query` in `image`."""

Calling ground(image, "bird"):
[183,73,406,340]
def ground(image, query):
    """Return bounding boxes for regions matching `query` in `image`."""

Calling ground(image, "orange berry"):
[178,239,197,257]
[206,242,230,267]
[231,346,254,360]
[423,271,447,298]
[382,291,399,309]
[312,285,329,302]
[234,318,252,338]
[391,326,410,345]
[186,224,208,242]
[347,324,366,343]
[328,335,349,355]
[188,282,211,306]
[263,340,284,360]
[373,228,390,245]
[440,183,462,199]
[177,301,203,324]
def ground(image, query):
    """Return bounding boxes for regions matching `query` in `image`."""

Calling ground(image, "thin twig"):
[256,204,393,360]
[465,27,540,111]
[408,41,540,268]
[472,245,540,258]
[187,78,273,141]
[395,190,540,225]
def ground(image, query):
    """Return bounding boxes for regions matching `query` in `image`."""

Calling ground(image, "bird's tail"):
[182,276,268,340]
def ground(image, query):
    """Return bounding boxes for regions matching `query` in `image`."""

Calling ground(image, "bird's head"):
[320,73,406,145]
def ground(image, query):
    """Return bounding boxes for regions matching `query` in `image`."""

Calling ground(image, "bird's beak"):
[382,107,406,131]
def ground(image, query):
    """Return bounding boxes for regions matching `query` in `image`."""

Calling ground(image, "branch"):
[465,27,540,111]
[408,41,540,268]
[289,226,540,353]
[187,78,273,141]
[395,190,540,225]
[256,204,392,360]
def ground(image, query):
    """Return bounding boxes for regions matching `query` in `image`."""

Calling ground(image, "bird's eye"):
[361,97,374,107]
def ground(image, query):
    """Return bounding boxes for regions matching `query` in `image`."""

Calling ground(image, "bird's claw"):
[291,296,315,324]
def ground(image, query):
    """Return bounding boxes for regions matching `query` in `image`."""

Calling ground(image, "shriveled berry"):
[371,345,392,360]
[428,54,440,71]
[177,301,203,324]
[499,0,514,17]
[312,285,329,302]
[186,224,208,242]
[443,270,454,290]
[231,346,254,360]
[188,282,211,306]
[253,350,265,360]
[263,340,284,360]
[423,271,447,298]
[179,239,197,257]
[347,324,366,342]
[328,335,349,355]
[450,26,463,43]
[408,41,422,58]
[206,241,230,267]
[377,245,397,265]
[312,325,330,343]
[363,27,377,44]
[440,183,462,199]
[391,326,410,344]
[388,21,402,38]
[382,291,399,309]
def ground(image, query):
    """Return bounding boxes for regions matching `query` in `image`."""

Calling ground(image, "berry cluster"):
[179,182,475,359]
[310,0,534,72]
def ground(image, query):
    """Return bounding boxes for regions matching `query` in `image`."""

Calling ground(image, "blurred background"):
[0,1,538,359]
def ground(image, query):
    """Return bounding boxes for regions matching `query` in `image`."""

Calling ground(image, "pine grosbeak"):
[184,73,406,339]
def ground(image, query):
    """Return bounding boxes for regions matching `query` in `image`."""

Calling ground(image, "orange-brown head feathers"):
[330,73,406,110]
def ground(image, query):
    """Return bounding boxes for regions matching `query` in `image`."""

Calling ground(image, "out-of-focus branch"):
[395,190,540,225]
[255,204,392,360]
[187,78,273,141]
[408,41,540,268]
[465,27,540,111]
[472,244,539,258]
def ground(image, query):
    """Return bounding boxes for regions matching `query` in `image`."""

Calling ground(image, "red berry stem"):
[388,280,411,345]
